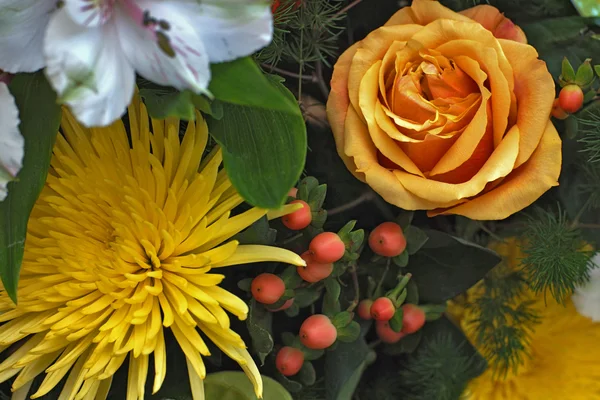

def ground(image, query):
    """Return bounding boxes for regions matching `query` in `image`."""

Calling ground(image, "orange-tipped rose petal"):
[461,5,527,43]
[429,122,561,220]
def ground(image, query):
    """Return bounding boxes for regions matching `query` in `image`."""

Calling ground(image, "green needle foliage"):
[520,207,595,304]
[467,265,539,376]
[578,106,600,164]
[257,0,346,68]
[396,334,485,400]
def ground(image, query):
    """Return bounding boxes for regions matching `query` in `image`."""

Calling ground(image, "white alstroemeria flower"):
[0,80,24,202]
[44,0,273,127]
[573,258,600,322]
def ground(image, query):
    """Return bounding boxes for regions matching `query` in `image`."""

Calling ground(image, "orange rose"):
[327,0,561,220]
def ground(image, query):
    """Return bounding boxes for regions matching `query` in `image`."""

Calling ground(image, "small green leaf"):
[405,225,429,255]
[323,278,342,316]
[294,287,322,308]
[348,229,365,252]
[575,59,595,86]
[233,216,277,245]
[393,250,409,267]
[284,301,300,317]
[297,176,318,201]
[139,88,196,120]
[331,311,352,329]
[300,345,324,361]
[209,57,300,115]
[336,321,361,343]
[280,265,303,289]
[337,220,357,242]
[396,211,414,231]
[389,308,404,333]
[595,65,600,77]
[246,299,274,365]
[562,57,576,82]
[382,330,423,356]
[207,78,306,208]
[296,362,316,386]
[2,72,61,302]
[310,209,328,229]
[276,372,303,393]
[204,371,293,400]
[307,184,327,210]
[281,332,296,347]
[238,278,252,292]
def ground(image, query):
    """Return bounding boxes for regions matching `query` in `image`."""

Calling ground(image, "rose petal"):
[461,5,527,43]
[499,39,555,168]
[429,122,561,220]
[0,0,55,73]
[401,0,472,25]
[115,0,211,94]
[0,82,24,201]
[44,9,136,127]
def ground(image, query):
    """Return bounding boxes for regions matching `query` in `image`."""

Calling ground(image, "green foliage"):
[397,333,485,400]
[577,101,600,163]
[258,0,346,68]
[1,73,61,302]
[466,264,540,375]
[208,77,306,209]
[204,371,293,400]
[406,230,502,303]
[247,299,274,365]
[520,207,595,303]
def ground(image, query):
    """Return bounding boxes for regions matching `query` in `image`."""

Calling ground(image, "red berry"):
[551,98,569,120]
[558,84,584,114]
[297,251,333,283]
[401,304,426,334]
[370,297,395,321]
[309,232,346,263]
[282,200,312,230]
[251,273,285,305]
[299,314,337,349]
[369,222,406,257]
[357,299,373,320]
[376,321,406,344]
[276,346,304,376]
[268,298,294,312]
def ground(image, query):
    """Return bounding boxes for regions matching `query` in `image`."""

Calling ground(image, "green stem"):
[373,258,391,298]
[388,273,412,301]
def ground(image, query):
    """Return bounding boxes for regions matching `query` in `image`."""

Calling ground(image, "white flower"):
[0,0,273,127]
[573,255,600,322]
[0,81,24,201]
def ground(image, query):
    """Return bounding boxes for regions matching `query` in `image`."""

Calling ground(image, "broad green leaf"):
[570,0,600,17]
[139,88,196,120]
[406,230,501,303]
[209,57,300,115]
[246,299,274,365]
[405,226,429,255]
[207,80,306,208]
[325,321,376,400]
[2,73,61,302]
[204,371,293,400]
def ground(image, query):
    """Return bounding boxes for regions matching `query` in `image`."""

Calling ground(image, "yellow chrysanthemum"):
[0,93,305,400]
[450,238,600,400]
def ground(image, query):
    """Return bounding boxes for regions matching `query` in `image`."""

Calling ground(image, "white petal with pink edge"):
[0,0,56,73]
[64,0,116,27]
[44,9,136,127]
[0,82,24,201]
[115,0,210,93]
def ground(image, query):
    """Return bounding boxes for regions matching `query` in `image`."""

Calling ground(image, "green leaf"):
[575,59,595,86]
[209,57,300,115]
[406,230,501,303]
[192,94,223,120]
[396,211,414,231]
[280,265,303,289]
[284,301,300,317]
[336,321,361,343]
[2,72,61,302]
[389,308,404,333]
[562,57,577,82]
[323,278,342,316]
[325,323,376,400]
[405,226,429,255]
[297,176,318,201]
[139,88,196,120]
[300,345,324,361]
[331,311,352,329]
[237,278,252,292]
[382,330,423,356]
[233,216,277,245]
[204,371,293,400]
[296,362,316,386]
[311,209,328,229]
[307,184,327,211]
[348,229,365,253]
[595,65,600,77]
[207,79,306,209]
[276,372,303,393]
[393,250,409,267]
[294,287,322,308]
[281,332,296,347]
[406,280,419,305]
[246,299,274,365]
[337,220,357,242]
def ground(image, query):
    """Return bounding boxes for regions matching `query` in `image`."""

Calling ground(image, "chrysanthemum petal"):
[187,357,205,400]
[212,245,306,268]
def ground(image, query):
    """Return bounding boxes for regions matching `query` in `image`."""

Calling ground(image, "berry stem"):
[346,262,360,313]
[373,257,391,298]
[387,273,412,302]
